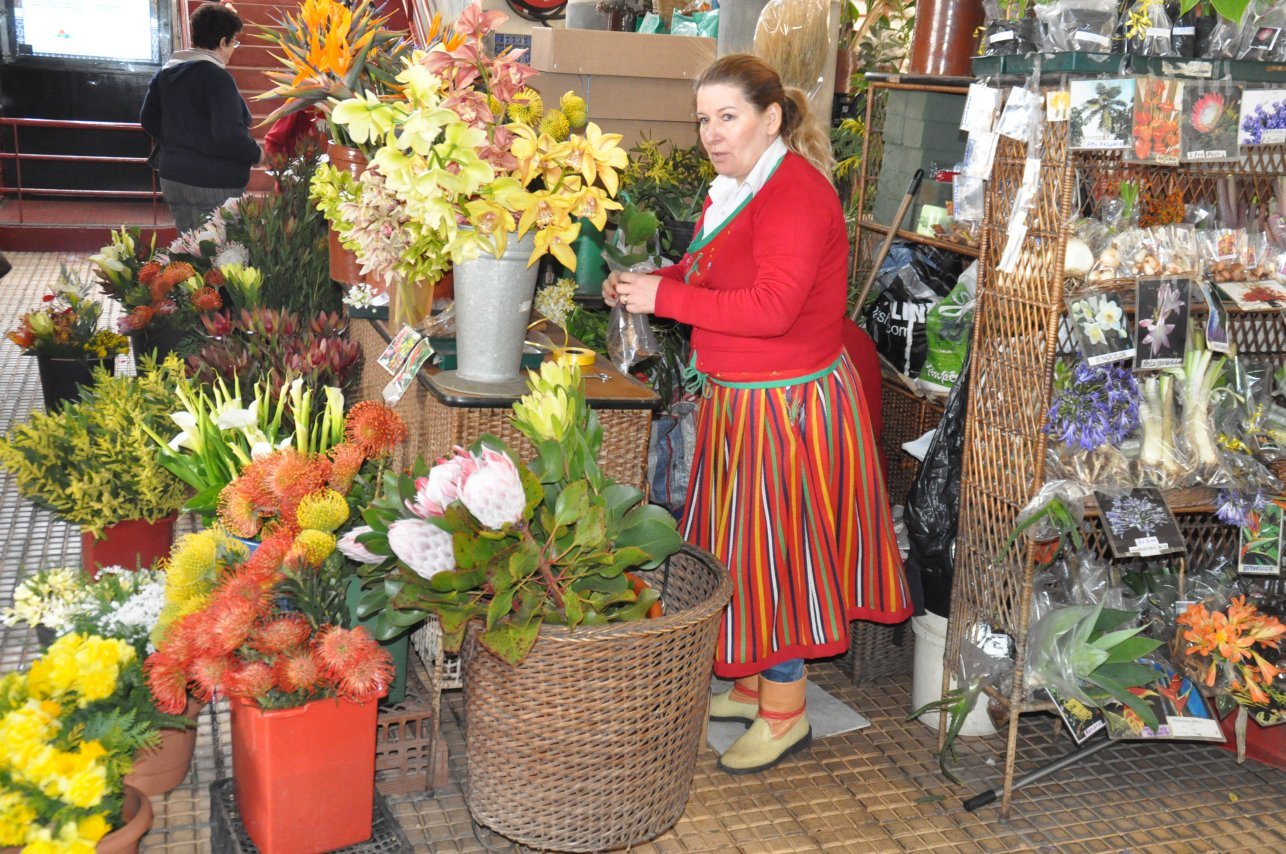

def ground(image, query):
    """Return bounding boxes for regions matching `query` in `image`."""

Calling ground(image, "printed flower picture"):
[1130,78,1182,165]
[1096,488,1184,558]
[1180,84,1241,163]
[1239,500,1283,576]
[1067,292,1133,365]
[1134,277,1189,371]
[1069,79,1134,150]
[1239,88,1286,147]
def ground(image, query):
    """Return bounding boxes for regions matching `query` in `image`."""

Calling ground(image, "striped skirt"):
[681,352,912,678]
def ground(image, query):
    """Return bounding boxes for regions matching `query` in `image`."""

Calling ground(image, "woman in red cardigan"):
[607,54,912,774]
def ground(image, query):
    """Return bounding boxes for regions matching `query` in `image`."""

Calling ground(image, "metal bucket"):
[452,232,540,384]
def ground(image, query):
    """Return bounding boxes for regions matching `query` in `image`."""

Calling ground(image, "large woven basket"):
[462,546,731,852]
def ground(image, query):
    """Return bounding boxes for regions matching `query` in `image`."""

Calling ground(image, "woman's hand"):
[614,272,662,315]
[602,270,623,307]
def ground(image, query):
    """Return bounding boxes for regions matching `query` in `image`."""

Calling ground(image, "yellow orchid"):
[567,186,620,232]
[464,198,518,256]
[531,218,582,269]
[329,92,401,147]
[517,193,575,241]
[583,122,628,196]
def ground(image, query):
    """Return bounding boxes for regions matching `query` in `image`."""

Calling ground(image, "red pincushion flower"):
[274,649,325,694]
[128,304,155,328]
[137,259,163,286]
[205,596,262,656]
[344,401,408,459]
[192,287,223,312]
[217,482,263,538]
[203,268,226,287]
[327,442,367,493]
[155,261,196,292]
[258,449,331,506]
[145,653,190,715]
[251,616,313,655]
[226,660,276,699]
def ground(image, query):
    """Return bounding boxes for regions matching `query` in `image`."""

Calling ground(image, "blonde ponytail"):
[780,87,834,183]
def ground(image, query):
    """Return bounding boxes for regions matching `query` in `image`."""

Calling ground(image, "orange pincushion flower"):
[315,626,392,701]
[192,287,223,312]
[156,261,196,291]
[344,401,408,458]
[217,568,275,613]
[206,597,262,656]
[259,448,331,505]
[218,483,263,538]
[274,649,325,694]
[145,653,190,715]
[251,616,313,655]
[231,456,278,507]
[203,267,226,287]
[189,654,229,701]
[327,442,367,493]
[137,259,163,286]
[128,304,155,327]
[227,660,276,699]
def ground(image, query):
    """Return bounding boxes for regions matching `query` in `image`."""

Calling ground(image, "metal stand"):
[963,735,1115,813]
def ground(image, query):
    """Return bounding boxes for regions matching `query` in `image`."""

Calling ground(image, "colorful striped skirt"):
[681,351,912,678]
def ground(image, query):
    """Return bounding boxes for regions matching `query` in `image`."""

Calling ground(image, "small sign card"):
[1095,488,1185,558]
[377,325,424,376]
[1198,280,1230,353]
[1239,500,1283,577]
[1066,291,1134,366]
[381,338,434,405]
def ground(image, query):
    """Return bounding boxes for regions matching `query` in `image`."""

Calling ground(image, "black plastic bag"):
[864,241,964,378]
[904,349,972,618]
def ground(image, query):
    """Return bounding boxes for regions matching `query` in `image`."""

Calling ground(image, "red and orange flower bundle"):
[1176,595,1286,711]
[144,401,408,712]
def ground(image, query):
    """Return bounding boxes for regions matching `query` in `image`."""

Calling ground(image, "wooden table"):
[351,319,659,493]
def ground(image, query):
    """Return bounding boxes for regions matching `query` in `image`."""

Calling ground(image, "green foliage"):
[352,365,682,665]
[236,142,340,317]
[0,357,191,536]
[603,201,661,269]
[1180,0,1251,23]
[619,137,714,224]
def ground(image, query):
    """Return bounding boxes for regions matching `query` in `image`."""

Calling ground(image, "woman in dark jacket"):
[140,2,262,234]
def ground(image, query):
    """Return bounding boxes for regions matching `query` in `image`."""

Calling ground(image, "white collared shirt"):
[701,136,788,237]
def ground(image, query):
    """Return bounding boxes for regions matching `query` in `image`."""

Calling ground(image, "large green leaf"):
[480,615,543,665]
[1084,671,1158,730]
[1091,626,1145,651]
[1091,661,1162,689]
[572,504,608,549]
[1101,636,1163,665]
[428,567,487,593]
[1067,642,1110,676]
[485,588,515,629]
[554,479,589,527]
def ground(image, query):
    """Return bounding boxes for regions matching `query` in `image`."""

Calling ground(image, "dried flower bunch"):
[6,267,129,361]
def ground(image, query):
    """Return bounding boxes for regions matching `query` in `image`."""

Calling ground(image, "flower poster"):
[1067,291,1133,366]
[1134,277,1189,371]
[1095,488,1184,558]
[1180,83,1241,163]
[1239,500,1282,577]
[1069,79,1134,150]
[1198,281,1230,354]
[1239,87,1286,146]
[1099,663,1224,742]
[1129,78,1182,165]
[1045,686,1107,745]
[377,325,423,375]
[1215,280,1286,312]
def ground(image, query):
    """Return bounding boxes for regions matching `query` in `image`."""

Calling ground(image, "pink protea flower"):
[460,446,526,530]
[336,526,383,564]
[387,518,455,579]
[407,448,477,517]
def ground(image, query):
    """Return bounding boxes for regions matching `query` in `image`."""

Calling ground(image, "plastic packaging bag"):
[1198,9,1244,58]
[1034,0,1117,53]
[919,262,978,394]
[864,242,964,378]
[981,1,1037,55]
[1123,1,1176,57]
[1237,7,1286,62]
[753,0,831,101]
[607,260,661,374]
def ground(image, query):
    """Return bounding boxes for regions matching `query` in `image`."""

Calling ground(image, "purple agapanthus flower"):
[1044,361,1141,452]
[1215,488,1270,528]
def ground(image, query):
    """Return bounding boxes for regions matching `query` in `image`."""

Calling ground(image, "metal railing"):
[0,117,163,225]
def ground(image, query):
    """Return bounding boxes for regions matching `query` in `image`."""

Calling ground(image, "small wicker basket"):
[462,547,731,853]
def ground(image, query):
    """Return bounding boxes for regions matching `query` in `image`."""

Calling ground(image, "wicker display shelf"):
[350,319,658,494]
[949,109,1286,819]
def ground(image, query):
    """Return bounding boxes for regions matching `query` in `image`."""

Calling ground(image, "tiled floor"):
[1,251,1283,852]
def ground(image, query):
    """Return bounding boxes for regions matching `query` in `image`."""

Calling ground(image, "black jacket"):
[140,54,261,189]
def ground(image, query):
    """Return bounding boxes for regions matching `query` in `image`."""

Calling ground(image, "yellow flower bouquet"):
[310,1,627,301]
[0,634,178,851]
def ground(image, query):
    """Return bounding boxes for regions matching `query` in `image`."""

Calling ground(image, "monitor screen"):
[10,0,162,64]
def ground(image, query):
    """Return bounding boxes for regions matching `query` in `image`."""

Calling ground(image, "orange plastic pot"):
[231,695,380,853]
[81,515,176,576]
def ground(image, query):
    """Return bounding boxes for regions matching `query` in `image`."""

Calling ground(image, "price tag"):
[989,30,1015,44]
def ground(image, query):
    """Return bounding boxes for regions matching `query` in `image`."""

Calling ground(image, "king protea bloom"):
[459,446,527,529]
[1190,92,1225,135]
[337,526,384,563]
[387,518,456,579]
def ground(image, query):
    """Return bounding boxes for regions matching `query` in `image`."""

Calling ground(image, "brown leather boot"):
[717,674,811,774]
[709,676,759,724]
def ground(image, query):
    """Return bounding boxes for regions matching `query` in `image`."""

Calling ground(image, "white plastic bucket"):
[910,612,998,736]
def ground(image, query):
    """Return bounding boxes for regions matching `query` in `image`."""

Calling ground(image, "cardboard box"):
[529,27,714,80]
[528,29,711,149]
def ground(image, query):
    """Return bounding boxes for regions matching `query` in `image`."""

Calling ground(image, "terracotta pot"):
[124,696,203,796]
[908,0,985,76]
[325,142,369,287]
[95,785,155,854]
[81,515,177,576]
[231,695,380,853]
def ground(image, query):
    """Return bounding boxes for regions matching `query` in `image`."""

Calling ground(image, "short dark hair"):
[190,2,242,50]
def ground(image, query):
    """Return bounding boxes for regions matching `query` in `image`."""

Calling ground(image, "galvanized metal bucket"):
[452,232,540,384]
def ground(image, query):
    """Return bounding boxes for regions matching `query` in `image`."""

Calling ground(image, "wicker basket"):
[845,618,915,684]
[462,547,732,853]
[880,376,946,507]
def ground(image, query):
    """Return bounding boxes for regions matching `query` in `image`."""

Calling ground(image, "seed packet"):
[1122,1,1175,57]
[1129,78,1183,165]
[1095,487,1184,558]
[1134,276,1189,371]
[1067,290,1134,366]
[1239,500,1282,576]
[377,325,424,375]
[1180,83,1242,163]
[1069,78,1135,150]
[381,338,434,404]
[1198,280,1230,354]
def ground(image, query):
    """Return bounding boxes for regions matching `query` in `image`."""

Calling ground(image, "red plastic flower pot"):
[1218,706,1286,770]
[230,695,380,854]
[81,515,177,576]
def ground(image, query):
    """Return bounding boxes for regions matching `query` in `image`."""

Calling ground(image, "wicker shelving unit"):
[948,105,1286,819]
